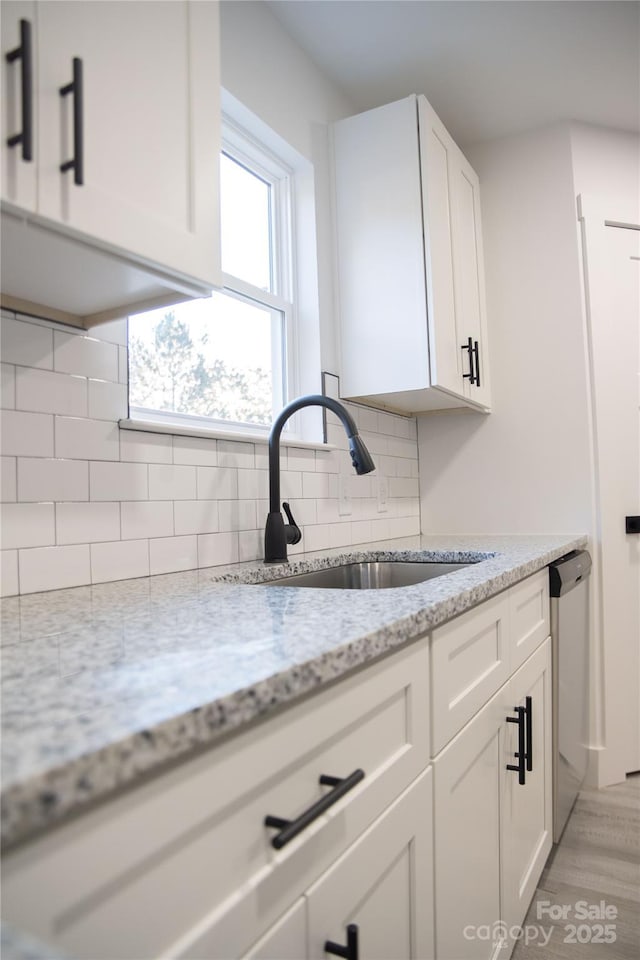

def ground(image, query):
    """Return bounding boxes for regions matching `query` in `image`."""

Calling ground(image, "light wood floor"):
[513,774,640,959]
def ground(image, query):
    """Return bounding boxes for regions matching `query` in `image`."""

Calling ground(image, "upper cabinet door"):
[2,2,37,212]
[35,0,220,289]
[417,96,462,397]
[450,152,492,408]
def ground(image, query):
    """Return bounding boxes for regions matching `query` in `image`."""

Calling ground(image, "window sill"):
[119,417,337,452]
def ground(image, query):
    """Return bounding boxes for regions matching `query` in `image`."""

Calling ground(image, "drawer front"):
[509,569,550,673]
[431,591,510,755]
[2,639,429,960]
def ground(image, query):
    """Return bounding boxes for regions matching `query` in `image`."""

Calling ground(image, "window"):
[128,119,295,435]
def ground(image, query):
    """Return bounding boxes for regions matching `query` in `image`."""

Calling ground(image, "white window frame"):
[127,116,299,439]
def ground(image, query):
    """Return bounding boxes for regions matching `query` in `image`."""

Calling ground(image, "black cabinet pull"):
[506,705,526,785]
[265,769,364,850]
[325,923,359,960]
[525,695,533,773]
[6,18,33,162]
[59,57,84,185]
[462,336,476,385]
[472,340,481,388]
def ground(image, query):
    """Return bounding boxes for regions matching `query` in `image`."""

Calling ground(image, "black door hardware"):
[59,57,84,185]
[626,516,640,534]
[325,923,359,960]
[6,19,33,161]
[472,340,481,388]
[265,769,365,849]
[525,695,533,773]
[462,336,476,385]
[506,705,526,785]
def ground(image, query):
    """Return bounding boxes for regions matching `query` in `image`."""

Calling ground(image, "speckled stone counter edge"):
[1,535,588,849]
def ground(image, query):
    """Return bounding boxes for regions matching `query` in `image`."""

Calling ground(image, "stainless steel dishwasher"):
[549,549,592,842]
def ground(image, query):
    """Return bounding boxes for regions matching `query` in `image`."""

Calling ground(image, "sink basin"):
[261,560,471,590]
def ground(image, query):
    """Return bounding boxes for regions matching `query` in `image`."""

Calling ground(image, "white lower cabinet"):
[433,637,552,960]
[2,571,554,960]
[244,769,434,960]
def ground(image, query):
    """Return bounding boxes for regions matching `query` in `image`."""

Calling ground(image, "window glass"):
[129,293,282,427]
[220,153,272,292]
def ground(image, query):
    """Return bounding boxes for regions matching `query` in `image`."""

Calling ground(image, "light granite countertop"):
[1,533,587,850]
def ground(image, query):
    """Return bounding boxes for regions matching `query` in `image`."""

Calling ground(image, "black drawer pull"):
[265,768,365,850]
[506,705,526,785]
[59,57,84,185]
[462,336,476,384]
[325,923,359,960]
[525,695,533,773]
[6,18,33,162]
[472,340,481,388]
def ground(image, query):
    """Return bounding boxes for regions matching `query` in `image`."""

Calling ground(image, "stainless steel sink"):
[261,560,471,590]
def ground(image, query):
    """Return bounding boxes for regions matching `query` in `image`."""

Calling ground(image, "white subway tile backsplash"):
[173,435,217,466]
[1,316,53,369]
[217,440,255,469]
[287,447,316,472]
[280,471,303,500]
[149,464,196,501]
[91,539,149,584]
[56,417,120,461]
[19,544,91,593]
[120,429,172,464]
[1,549,19,596]
[0,312,421,593]
[1,503,55,549]
[54,331,119,381]
[197,531,239,567]
[56,502,120,545]
[88,380,128,421]
[196,466,238,500]
[121,501,173,540]
[1,363,15,409]
[302,472,329,499]
[218,499,257,533]
[118,346,128,385]
[15,367,88,417]
[1,457,17,502]
[90,462,148,501]
[1,411,54,457]
[174,500,219,536]
[90,317,128,346]
[238,468,269,500]
[149,536,197,576]
[18,458,88,502]
[238,529,261,562]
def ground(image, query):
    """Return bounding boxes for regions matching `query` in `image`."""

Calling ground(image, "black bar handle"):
[473,340,481,388]
[59,57,84,185]
[325,924,359,960]
[462,336,476,384]
[6,18,33,162]
[265,769,364,850]
[525,695,533,773]
[506,706,526,785]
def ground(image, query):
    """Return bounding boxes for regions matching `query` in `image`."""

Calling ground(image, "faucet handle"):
[282,502,302,545]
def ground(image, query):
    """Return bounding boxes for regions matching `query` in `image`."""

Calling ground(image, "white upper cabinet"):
[333,94,491,414]
[1,0,220,325]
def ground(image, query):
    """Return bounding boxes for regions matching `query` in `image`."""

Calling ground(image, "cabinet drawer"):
[431,592,510,754]
[2,639,429,960]
[509,569,550,672]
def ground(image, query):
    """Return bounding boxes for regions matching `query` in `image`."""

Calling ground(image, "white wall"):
[220,0,355,377]
[570,122,640,213]
[417,123,594,535]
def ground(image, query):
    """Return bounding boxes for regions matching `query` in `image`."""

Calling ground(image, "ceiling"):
[267,0,640,146]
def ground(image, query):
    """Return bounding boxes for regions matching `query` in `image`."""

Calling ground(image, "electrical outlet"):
[338,474,352,516]
[377,476,388,512]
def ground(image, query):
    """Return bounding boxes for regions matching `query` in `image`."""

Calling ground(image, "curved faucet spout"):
[265,394,376,563]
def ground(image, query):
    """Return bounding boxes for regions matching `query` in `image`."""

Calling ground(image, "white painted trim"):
[119,417,336,452]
